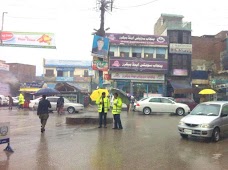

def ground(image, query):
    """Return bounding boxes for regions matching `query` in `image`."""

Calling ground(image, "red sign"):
[0,32,14,41]
[104,74,111,80]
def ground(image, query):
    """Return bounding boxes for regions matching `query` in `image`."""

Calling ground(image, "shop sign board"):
[169,43,192,54]
[109,57,167,72]
[106,33,168,46]
[111,72,164,81]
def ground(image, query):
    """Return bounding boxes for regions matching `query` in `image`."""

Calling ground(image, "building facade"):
[106,33,168,100]
[154,14,192,98]
[192,31,228,101]
[43,59,95,92]
[7,63,36,83]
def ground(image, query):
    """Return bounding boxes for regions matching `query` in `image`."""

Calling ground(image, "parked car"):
[175,98,198,111]
[0,95,9,106]
[33,96,84,114]
[178,101,228,142]
[133,97,148,111]
[135,97,190,116]
[5,96,19,106]
[29,97,42,110]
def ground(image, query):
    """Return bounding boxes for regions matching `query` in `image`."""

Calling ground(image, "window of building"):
[45,69,54,77]
[156,48,166,59]
[182,32,191,44]
[119,46,130,57]
[109,46,117,57]
[109,51,114,57]
[70,71,74,77]
[57,71,63,77]
[144,47,154,58]
[172,55,188,69]
[169,31,178,43]
[132,47,142,58]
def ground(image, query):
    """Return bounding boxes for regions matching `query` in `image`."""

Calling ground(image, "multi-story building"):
[42,59,95,105]
[192,31,228,101]
[106,33,168,99]
[154,14,192,98]
[43,59,94,92]
[7,63,36,83]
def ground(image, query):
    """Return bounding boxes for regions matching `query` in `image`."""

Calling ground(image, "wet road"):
[0,107,228,170]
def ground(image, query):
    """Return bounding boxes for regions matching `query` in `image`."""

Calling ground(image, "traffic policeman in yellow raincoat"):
[96,92,110,128]
[112,93,123,130]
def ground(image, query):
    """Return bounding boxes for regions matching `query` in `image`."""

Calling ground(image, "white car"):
[135,97,190,116]
[29,97,42,110]
[178,101,228,142]
[33,96,84,114]
[0,95,9,106]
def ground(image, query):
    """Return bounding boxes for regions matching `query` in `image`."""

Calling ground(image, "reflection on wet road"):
[0,108,228,170]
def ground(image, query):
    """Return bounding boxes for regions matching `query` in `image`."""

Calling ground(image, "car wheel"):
[180,134,188,139]
[67,107,75,114]
[176,108,185,116]
[143,107,151,115]
[212,127,220,142]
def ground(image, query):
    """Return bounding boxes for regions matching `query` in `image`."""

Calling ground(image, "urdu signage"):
[169,43,192,54]
[111,72,164,81]
[109,57,167,72]
[106,33,168,46]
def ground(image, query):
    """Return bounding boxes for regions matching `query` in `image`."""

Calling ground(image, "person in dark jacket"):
[56,96,64,115]
[37,95,51,133]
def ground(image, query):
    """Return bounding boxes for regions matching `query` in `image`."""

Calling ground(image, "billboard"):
[109,57,167,72]
[91,35,109,60]
[106,33,168,46]
[1,31,56,49]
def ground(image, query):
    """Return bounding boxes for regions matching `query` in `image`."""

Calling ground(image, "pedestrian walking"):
[8,95,13,110]
[18,93,24,109]
[56,96,64,114]
[112,93,123,130]
[96,92,110,128]
[37,95,51,133]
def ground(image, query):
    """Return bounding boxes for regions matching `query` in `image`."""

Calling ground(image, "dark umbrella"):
[110,88,130,105]
[34,88,60,96]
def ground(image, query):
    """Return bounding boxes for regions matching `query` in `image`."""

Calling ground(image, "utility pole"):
[1,12,8,45]
[95,0,113,88]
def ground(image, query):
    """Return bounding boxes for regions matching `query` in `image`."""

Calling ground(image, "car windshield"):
[190,104,220,116]
[64,98,70,103]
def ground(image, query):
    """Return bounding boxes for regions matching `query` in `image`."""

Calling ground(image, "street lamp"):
[1,12,8,45]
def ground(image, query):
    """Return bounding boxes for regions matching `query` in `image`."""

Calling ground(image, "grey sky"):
[0,0,228,75]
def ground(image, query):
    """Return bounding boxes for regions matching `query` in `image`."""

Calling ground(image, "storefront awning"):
[169,80,193,94]
[19,87,41,92]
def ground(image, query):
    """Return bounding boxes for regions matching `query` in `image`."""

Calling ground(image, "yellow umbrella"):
[90,89,109,101]
[199,89,216,95]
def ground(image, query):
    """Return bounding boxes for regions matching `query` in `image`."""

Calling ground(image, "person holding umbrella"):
[37,95,51,133]
[112,93,123,130]
[96,92,110,128]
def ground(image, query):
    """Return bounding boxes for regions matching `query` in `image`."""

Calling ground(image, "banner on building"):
[111,72,164,81]
[169,43,192,54]
[91,35,109,59]
[109,57,167,72]
[1,31,56,49]
[92,57,108,71]
[172,69,188,76]
[106,33,168,46]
